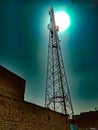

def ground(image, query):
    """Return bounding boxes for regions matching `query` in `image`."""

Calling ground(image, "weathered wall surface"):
[0,66,25,100]
[0,66,69,129]
[73,111,98,129]
[0,95,69,130]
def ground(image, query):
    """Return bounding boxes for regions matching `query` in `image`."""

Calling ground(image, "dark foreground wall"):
[73,111,98,129]
[0,65,69,130]
[0,94,69,130]
[0,65,25,100]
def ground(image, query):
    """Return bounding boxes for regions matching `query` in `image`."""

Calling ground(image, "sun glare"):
[55,11,70,32]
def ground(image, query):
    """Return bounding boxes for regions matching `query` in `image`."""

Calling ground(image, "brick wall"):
[0,66,69,129]
[0,95,69,130]
[0,66,25,100]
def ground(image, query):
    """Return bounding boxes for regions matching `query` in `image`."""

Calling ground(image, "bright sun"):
[55,11,70,32]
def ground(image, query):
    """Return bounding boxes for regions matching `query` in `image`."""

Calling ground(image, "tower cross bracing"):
[45,7,74,118]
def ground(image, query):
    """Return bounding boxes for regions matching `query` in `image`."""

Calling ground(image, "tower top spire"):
[48,7,59,36]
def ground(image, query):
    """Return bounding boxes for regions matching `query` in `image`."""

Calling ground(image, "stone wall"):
[0,65,25,100]
[0,94,69,130]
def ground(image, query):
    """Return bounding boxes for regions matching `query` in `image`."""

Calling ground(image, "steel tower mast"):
[45,7,74,118]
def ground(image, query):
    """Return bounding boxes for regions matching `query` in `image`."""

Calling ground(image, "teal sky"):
[0,0,98,114]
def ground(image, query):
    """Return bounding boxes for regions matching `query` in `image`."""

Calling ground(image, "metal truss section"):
[45,7,74,118]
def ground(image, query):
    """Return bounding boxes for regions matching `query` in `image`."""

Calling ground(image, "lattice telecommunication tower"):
[45,7,74,118]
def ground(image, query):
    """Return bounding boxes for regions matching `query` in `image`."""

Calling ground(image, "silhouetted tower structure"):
[45,7,74,118]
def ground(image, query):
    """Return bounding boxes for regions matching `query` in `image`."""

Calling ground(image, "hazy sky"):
[0,0,98,114]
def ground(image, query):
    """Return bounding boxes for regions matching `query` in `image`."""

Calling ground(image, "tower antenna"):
[45,7,74,118]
